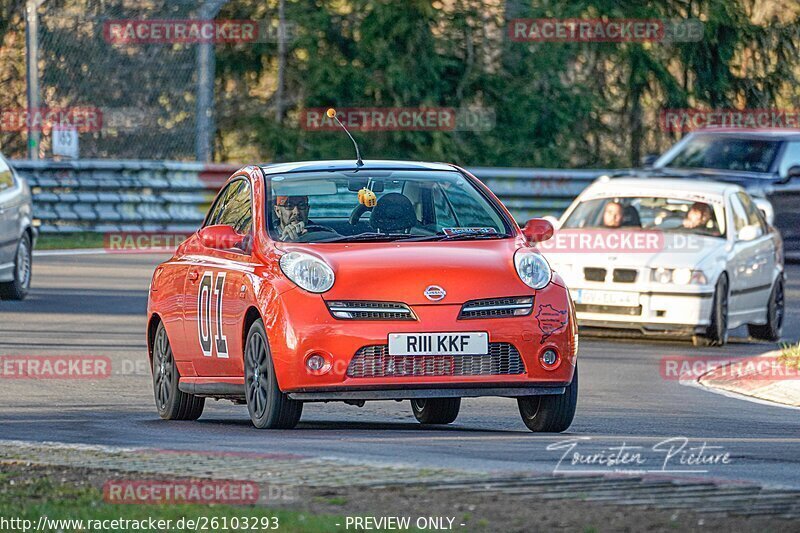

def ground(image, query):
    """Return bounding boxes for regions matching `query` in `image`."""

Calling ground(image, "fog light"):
[540,349,560,370]
[305,353,331,375]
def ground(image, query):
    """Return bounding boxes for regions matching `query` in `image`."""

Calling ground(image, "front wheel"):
[748,277,784,342]
[152,322,204,420]
[517,365,578,432]
[244,319,303,429]
[698,274,729,347]
[0,232,32,300]
[411,398,461,424]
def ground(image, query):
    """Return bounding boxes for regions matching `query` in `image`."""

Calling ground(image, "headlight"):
[279,252,335,293]
[514,250,552,290]
[651,267,707,285]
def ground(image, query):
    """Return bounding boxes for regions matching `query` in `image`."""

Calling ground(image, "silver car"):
[0,154,34,300]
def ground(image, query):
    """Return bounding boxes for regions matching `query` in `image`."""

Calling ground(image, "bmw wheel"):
[0,232,32,300]
[748,277,784,342]
[411,398,461,424]
[244,319,303,429]
[152,322,204,420]
[518,365,578,432]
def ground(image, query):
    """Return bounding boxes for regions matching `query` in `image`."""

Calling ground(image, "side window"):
[217,180,253,235]
[778,142,800,177]
[737,192,766,236]
[729,195,749,233]
[0,157,14,191]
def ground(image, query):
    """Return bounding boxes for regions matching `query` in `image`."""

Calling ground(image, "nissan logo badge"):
[424,285,446,301]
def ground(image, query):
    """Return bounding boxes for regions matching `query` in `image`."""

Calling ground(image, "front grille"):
[346,343,526,378]
[326,301,415,320]
[459,296,533,319]
[613,268,638,283]
[584,267,606,282]
[576,303,642,316]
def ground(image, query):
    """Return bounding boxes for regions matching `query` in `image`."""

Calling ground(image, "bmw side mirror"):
[198,224,246,250]
[737,225,760,242]
[522,218,554,244]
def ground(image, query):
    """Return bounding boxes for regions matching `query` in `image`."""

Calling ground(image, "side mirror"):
[198,224,246,250]
[641,154,659,167]
[522,218,555,243]
[737,225,760,242]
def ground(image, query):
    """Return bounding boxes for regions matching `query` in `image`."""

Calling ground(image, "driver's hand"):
[280,221,307,241]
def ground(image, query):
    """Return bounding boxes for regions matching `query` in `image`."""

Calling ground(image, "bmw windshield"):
[657,134,781,173]
[266,170,512,243]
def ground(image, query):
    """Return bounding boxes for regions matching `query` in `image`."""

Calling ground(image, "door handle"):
[188,270,199,282]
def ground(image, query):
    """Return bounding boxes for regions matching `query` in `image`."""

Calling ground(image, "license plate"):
[573,289,640,307]
[388,332,488,356]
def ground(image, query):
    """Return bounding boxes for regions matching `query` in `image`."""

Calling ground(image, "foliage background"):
[0,0,798,167]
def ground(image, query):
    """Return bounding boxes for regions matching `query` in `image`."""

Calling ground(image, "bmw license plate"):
[388,332,488,356]
[572,289,640,307]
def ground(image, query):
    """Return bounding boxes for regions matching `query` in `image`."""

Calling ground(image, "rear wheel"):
[748,277,784,342]
[517,365,578,432]
[0,232,32,300]
[244,319,303,429]
[411,398,461,424]
[696,274,729,347]
[152,322,204,420]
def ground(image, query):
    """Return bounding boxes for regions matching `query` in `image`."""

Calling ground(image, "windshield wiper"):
[403,231,510,242]
[319,232,412,243]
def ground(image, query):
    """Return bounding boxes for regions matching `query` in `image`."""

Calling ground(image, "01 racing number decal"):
[535,303,568,344]
[197,271,229,358]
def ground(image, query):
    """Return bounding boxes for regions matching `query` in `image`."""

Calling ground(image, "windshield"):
[659,135,781,173]
[562,196,726,238]
[266,170,511,243]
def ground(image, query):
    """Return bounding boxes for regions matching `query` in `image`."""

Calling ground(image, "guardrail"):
[12,160,612,234]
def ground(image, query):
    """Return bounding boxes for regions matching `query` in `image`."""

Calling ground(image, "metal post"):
[25,0,43,160]
[195,1,226,162]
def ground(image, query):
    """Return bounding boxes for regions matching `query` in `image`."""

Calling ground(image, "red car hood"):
[276,239,537,305]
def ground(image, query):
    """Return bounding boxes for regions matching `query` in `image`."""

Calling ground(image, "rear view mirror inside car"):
[347,177,385,193]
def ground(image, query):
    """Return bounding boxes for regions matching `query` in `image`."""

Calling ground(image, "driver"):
[273,195,337,241]
[274,195,312,241]
[683,202,712,230]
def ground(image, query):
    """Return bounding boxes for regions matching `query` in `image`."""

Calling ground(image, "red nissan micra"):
[146,160,578,431]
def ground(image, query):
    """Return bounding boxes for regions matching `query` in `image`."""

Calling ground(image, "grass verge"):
[35,232,105,250]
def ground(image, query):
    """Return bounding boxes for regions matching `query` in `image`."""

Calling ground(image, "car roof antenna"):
[327,108,363,167]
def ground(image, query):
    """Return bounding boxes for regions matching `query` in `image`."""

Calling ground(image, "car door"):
[736,192,775,313]
[0,157,19,276]
[183,178,254,378]
[727,193,770,323]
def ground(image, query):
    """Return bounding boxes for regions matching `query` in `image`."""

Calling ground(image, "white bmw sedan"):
[541,178,784,346]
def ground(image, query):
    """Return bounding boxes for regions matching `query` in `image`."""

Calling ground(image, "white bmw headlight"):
[279,252,335,293]
[514,250,552,290]
[651,267,707,285]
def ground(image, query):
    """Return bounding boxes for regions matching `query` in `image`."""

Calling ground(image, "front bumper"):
[569,284,714,333]
[266,284,577,393]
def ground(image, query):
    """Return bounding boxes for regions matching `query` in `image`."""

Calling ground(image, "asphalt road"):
[1,252,799,489]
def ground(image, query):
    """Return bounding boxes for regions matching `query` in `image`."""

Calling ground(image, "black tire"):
[0,232,32,301]
[244,319,303,429]
[411,398,461,424]
[700,274,729,347]
[748,277,784,342]
[517,365,578,432]
[152,322,204,420]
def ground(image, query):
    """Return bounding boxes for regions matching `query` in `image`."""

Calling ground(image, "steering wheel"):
[349,204,373,225]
